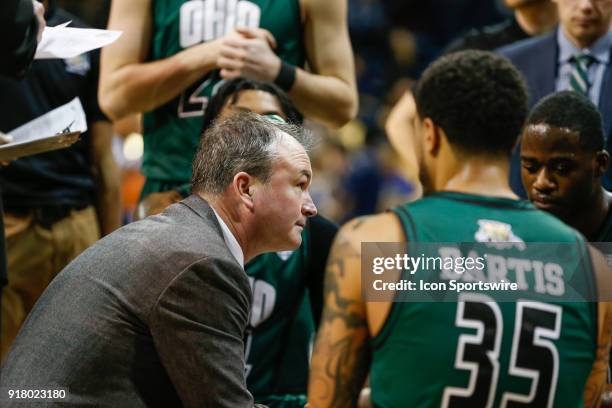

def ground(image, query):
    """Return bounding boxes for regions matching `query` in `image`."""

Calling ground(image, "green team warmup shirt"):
[371,192,597,408]
[245,215,337,408]
[144,0,305,183]
[245,235,312,408]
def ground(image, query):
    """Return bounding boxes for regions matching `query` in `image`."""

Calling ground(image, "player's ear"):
[233,172,257,211]
[595,150,609,178]
[422,117,440,155]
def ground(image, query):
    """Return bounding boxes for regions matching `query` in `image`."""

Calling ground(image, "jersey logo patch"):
[474,219,526,250]
[179,0,261,48]
[64,54,90,76]
[276,251,294,261]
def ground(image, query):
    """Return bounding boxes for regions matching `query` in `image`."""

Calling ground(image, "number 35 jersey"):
[143,0,305,183]
[370,192,597,408]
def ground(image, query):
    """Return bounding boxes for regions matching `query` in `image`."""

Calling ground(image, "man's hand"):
[601,385,612,407]
[0,132,13,166]
[0,133,14,145]
[358,387,373,408]
[134,190,182,221]
[32,0,45,43]
[217,27,281,81]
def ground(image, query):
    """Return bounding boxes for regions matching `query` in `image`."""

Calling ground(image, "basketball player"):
[99,0,357,211]
[521,91,612,242]
[307,51,612,407]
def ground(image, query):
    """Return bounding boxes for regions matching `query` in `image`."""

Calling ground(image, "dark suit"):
[0,195,260,407]
[498,30,612,196]
[0,0,39,78]
[0,0,41,287]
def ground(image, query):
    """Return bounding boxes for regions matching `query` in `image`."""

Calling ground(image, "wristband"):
[274,61,296,92]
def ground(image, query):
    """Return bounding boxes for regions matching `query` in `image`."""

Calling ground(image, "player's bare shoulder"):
[588,244,612,301]
[324,212,403,308]
[340,212,405,248]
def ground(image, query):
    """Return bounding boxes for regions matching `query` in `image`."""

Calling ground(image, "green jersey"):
[595,206,612,241]
[245,216,337,408]
[371,192,597,408]
[143,0,305,182]
[245,247,312,408]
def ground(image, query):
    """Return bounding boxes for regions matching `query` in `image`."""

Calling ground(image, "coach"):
[0,112,317,407]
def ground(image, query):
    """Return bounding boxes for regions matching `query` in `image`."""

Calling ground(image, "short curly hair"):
[200,78,303,136]
[415,50,528,156]
[526,91,604,152]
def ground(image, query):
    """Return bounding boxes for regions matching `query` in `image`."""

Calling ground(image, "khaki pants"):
[1,206,100,360]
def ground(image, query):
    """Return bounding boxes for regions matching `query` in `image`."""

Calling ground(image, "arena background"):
[56,0,512,224]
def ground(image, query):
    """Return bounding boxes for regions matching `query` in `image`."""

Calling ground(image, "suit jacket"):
[0,0,39,77]
[0,195,260,407]
[498,30,612,196]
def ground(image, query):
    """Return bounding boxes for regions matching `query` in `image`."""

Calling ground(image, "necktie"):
[569,54,595,95]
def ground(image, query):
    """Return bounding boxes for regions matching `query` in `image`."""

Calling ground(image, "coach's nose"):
[302,191,317,218]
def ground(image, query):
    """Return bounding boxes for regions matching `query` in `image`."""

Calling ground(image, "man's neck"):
[514,1,557,36]
[439,158,516,199]
[569,187,612,240]
[201,194,251,261]
[560,25,598,49]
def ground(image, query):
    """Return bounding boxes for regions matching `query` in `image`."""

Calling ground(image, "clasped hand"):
[217,27,282,82]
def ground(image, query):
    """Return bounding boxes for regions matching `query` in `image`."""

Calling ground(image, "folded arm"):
[290,0,357,128]
[99,0,221,120]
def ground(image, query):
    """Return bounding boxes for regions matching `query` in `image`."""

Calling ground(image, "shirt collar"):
[558,27,612,64]
[211,206,244,268]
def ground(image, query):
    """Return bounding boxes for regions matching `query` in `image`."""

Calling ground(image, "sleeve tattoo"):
[309,231,371,407]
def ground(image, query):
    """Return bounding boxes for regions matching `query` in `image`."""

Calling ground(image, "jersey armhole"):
[371,206,416,349]
[579,235,600,356]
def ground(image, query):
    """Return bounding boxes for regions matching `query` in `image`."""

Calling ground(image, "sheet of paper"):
[7,97,87,143]
[35,22,122,59]
[53,21,72,29]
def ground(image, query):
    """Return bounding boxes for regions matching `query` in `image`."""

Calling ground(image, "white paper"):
[35,21,122,60]
[7,97,87,144]
[53,20,72,29]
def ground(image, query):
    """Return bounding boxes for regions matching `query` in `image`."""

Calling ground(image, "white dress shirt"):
[211,206,244,268]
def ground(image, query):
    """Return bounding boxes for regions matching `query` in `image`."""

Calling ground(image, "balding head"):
[191,111,312,195]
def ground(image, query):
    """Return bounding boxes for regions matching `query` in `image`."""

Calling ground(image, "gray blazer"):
[0,195,260,407]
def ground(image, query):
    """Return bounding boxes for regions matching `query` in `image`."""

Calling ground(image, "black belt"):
[7,204,88,229]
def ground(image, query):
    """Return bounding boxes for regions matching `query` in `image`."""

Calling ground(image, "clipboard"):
[0,131,81,161]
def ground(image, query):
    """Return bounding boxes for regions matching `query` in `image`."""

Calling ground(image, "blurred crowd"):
[52,0,515,224]
[3,0,612,406]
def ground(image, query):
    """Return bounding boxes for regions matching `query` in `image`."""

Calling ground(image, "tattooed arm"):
[308,217,371,408]
[584,301,612,408]
[585,246,612,408]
